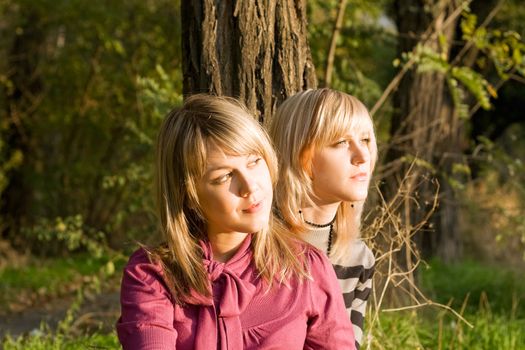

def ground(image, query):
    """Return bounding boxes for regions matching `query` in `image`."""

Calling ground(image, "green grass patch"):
[430,311,525,350]
[366,309,525,349]
[420,259,525,317]
[366,311,428,349]
[0,253,126,311]
[365,259,525,349]
[2,331,120,350]
[2,285,121,348]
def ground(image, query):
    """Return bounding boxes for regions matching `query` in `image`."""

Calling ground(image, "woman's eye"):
[248,157,262,167]
[335,139,349,147]
[361,137,371,144]
[213,173,232,184]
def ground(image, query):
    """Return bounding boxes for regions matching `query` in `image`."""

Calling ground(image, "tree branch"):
[370,0,471,117]
[324,0,348,87]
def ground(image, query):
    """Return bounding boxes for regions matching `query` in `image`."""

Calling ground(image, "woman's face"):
[310,126,373,206]
[196,142,273,238]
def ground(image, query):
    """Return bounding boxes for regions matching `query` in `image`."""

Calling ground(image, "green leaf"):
[451,66,491,110]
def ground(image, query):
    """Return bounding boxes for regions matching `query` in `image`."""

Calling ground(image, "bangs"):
[208,128,266,159]
[314,96,373,146]
[187,111,275,181]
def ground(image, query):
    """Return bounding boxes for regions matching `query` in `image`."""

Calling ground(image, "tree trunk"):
[384,0,463,263]
[181,0,317,123]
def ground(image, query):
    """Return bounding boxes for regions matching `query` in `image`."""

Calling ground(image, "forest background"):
[1,0,524,349]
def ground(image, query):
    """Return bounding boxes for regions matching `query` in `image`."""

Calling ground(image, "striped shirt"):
[301,227,375,349]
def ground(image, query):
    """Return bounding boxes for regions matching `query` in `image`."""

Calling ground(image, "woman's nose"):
[351,144,369,165]
[239,174,258,198]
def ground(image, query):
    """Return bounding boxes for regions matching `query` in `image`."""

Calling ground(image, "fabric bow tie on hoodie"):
[190,236,257,350]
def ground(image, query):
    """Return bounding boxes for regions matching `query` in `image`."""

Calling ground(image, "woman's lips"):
[243,200,264,214]
[351,172,368,181]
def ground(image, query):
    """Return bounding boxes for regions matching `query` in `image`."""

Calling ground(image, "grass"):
[1,252,125,349]
[420,259,525,317]
[2,332,120,350]
[2,255,99,288]
[432,311,525,350]
[367,309,525,349]
[0,253,126,312]
[364,258,525,349]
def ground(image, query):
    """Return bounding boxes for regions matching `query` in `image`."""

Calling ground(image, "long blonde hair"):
[153,94,307,304]
[269,88,378,261]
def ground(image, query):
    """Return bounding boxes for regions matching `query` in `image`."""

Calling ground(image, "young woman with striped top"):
[270,88,377,349]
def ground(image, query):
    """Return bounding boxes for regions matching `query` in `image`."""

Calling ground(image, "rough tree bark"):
[385,0,464,263]
[181,0,317,123]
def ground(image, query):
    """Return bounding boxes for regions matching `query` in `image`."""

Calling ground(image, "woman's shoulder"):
[330,239,374,267]
[299,241,336,276]
[349,239,375,266]
[121,248,167,290]
[124,247,159,269]
[126,247,151,264]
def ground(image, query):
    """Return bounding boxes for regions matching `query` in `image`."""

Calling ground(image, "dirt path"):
[0,290,120,340]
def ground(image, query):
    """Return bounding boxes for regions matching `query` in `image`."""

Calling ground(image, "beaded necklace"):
[300,211,336,256]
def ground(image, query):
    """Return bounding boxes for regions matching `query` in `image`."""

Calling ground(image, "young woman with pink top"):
[116,94,356,349]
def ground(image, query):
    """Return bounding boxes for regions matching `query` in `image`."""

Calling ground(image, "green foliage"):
[390,6,525,123]
[137,64,183,121]
[461,12,525,80]
[308,0,396,108]
[0,0,182,250]
[0,142,23,195]
[451,66,493,110]
[400,42,494,117]
[446,75,470,119]
[413,44,450,74]
[497,0,525,39]
[21,215,106,256]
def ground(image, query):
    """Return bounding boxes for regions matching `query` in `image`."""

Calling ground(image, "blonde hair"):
[153,94,307,304]
[269,88,378,261]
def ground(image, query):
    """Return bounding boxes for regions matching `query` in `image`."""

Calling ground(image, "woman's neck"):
[207,232,248,263]
[301,201,340,225]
